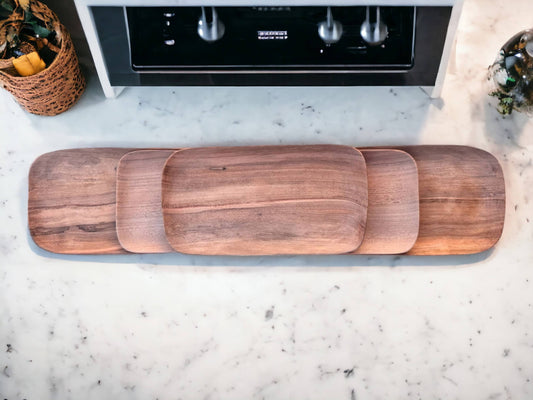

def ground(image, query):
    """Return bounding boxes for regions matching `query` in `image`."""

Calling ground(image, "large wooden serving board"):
[162,145,368,255]
[116,149,177,253]
[389,145,506,255]
[350,149,419,255]
[28,148,133,254]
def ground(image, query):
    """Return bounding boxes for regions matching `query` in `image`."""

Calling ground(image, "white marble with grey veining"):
[1,0,533,399]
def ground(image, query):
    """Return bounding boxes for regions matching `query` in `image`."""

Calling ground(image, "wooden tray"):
[28,148,133,254]
[162,145,368,255]
[387,145,506,255]
[116,150,177,253]
[350,149,419,254]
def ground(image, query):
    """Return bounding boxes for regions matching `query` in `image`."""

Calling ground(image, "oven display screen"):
[257,30,288,40]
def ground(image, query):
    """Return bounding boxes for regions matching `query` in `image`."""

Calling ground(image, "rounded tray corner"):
[116,149,179,254]
[350,148,419,255]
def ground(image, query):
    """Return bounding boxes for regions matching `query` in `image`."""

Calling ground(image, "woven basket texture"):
[0,1,85,116]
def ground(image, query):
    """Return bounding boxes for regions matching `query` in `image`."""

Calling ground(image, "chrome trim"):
[134,69,410,74]
[411,7,417,65]
[123,6,133,69]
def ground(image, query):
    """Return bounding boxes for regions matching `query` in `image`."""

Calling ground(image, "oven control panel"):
[84,3,456,96]
[126,6,416,71]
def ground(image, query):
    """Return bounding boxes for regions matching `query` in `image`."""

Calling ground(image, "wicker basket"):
[0,1,85,116]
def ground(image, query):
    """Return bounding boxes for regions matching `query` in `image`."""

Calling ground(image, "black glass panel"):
[126,6,415,71]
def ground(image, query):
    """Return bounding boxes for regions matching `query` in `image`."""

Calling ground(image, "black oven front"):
[91,5,452,86]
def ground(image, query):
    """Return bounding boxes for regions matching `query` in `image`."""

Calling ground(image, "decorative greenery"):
[1,0,52,50]
[0,0,55,58]
[0,1,15,16]
[488,29,533,116]
[489,91,514,116]
[23,8,50,38]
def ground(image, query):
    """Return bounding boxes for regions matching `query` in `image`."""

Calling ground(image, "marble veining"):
[1,0,533,398]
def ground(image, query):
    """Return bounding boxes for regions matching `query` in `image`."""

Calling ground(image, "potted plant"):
[0,0,85,115]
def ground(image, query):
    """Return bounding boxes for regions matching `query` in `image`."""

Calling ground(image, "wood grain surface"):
[28,148,133,254]
[386,145,506,255]
[162,145,368,255]
[116,150,177,253]
[350,149,419,255]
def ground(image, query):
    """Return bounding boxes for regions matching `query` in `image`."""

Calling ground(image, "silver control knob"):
[198,7,225,43]
[318,7,343,44]
[360,6,388,46]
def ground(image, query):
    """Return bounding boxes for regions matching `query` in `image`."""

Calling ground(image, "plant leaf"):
[6,25,18,43]
[24,9,33,21]
[27,21,50,38]
[0,0,14,12]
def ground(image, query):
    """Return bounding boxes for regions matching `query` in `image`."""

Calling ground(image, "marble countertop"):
[1,0,532,399]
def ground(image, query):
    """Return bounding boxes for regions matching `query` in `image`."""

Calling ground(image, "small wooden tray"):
[162,145,368,255]
[388,145,506,255]
[350,149,419,255]
[116,150,177,253]
[28,148,133,254]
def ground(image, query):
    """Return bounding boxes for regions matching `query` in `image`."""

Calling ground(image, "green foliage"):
[489,90,515,115]
[26,20,50,37]
[22,2,51,38]
[1,0,52,47]
[0,0,15,18]
[0,0,15,12]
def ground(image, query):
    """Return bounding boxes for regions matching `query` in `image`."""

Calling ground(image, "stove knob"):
[318,7,343,44]
[197,7,225,42]
[360,6,388,46]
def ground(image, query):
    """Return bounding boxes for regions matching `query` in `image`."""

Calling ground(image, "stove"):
[74,0,464,98]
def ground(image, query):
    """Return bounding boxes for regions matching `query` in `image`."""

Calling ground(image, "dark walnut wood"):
[116,150,177,253]
[390,145,506,255]
[28,148,133,254]
[162,145,368,255]
[350,149,419,255]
